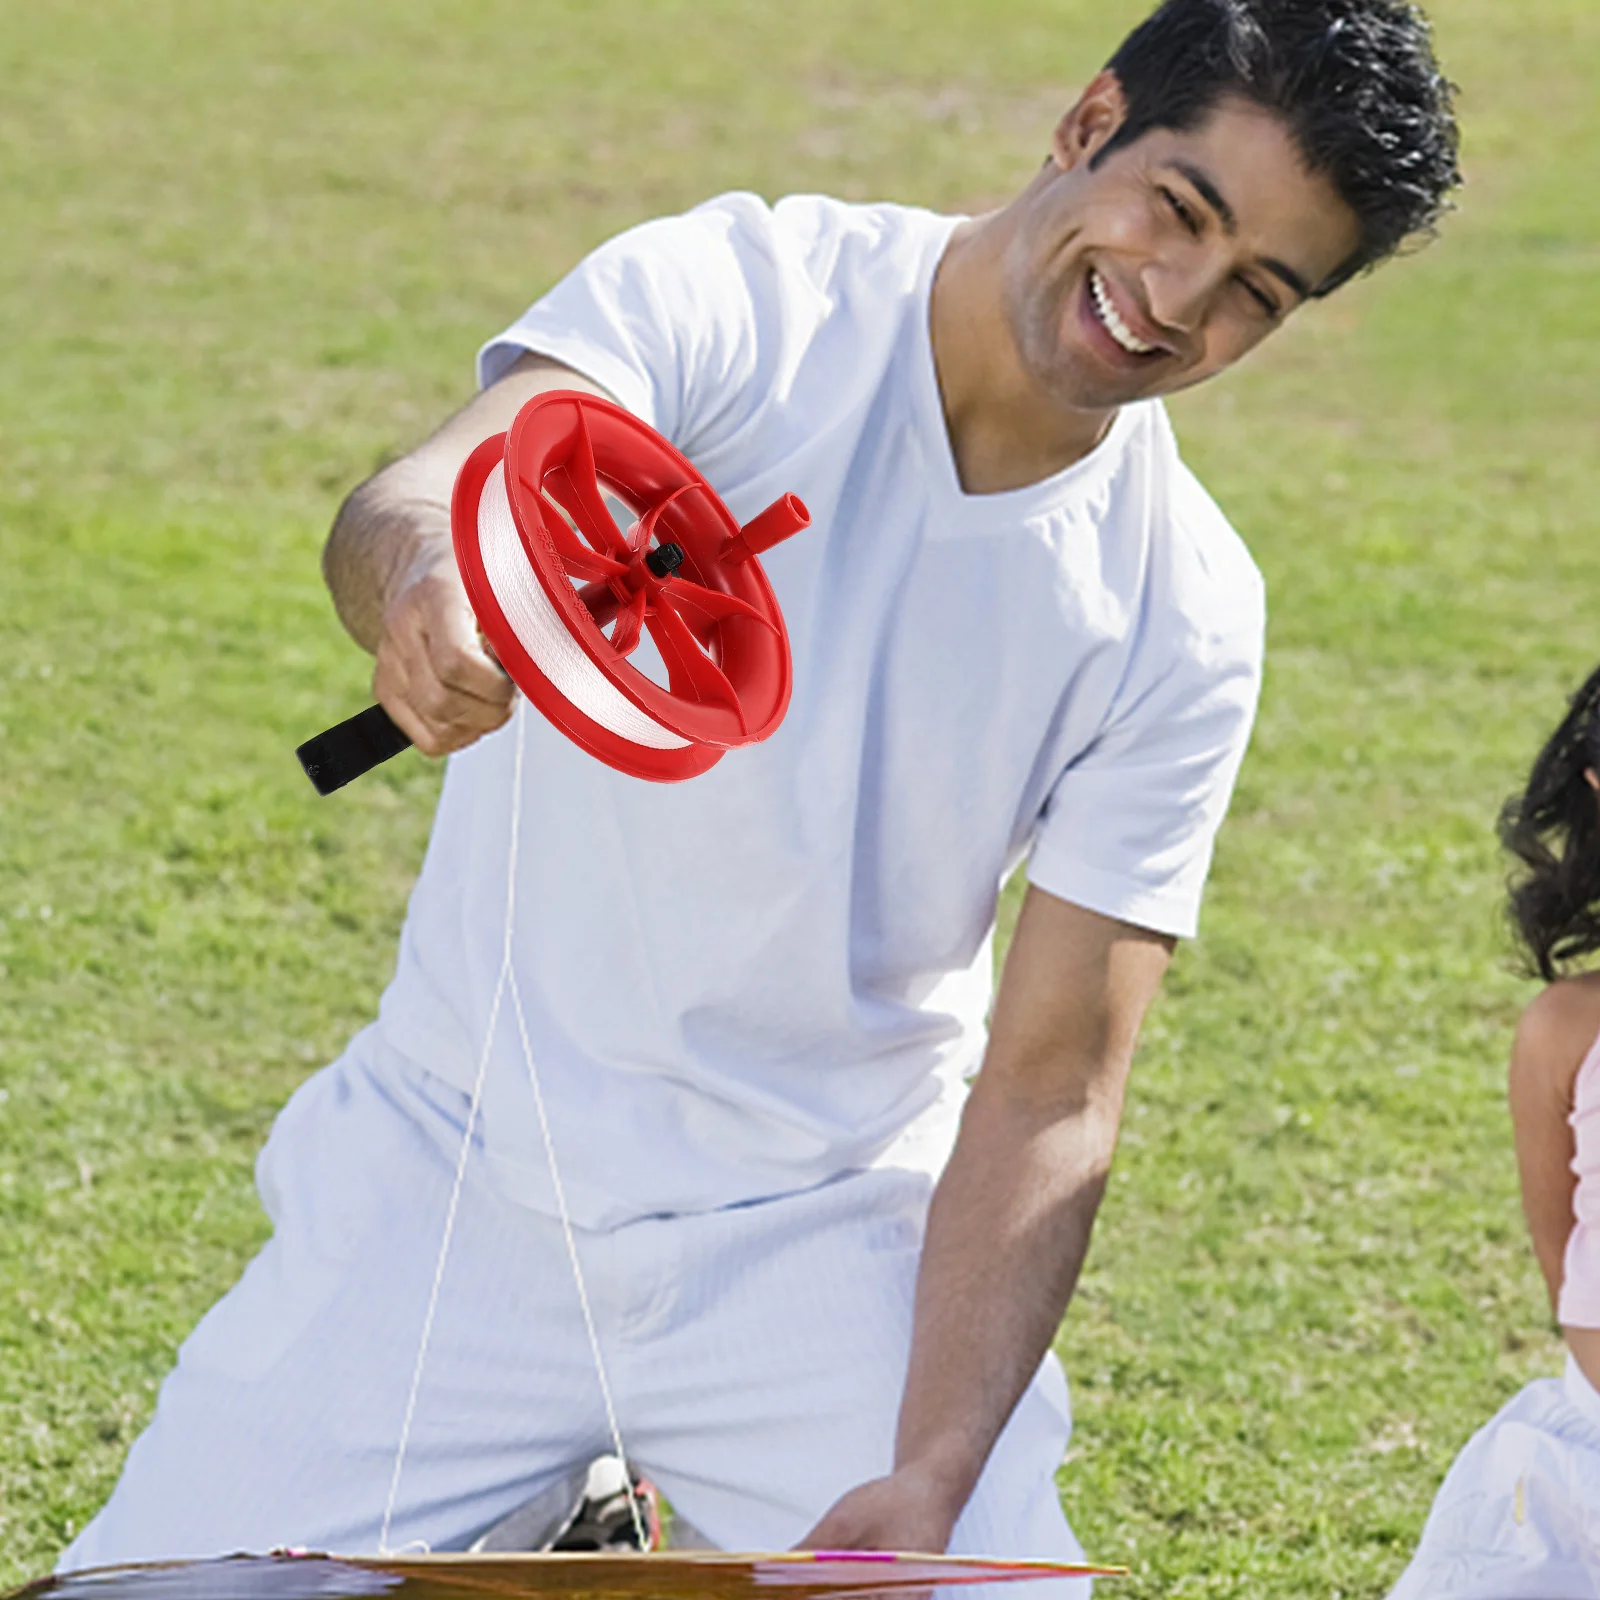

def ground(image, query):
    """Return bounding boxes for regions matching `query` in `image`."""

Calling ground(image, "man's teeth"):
[1090,270,1157,356]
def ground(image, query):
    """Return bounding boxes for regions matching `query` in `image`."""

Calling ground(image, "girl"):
[1391,662,1600,1598]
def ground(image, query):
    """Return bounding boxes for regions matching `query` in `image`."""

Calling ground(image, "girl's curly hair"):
[1500,663,1600,981]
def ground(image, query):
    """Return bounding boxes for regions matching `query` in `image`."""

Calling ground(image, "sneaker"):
[470,1456,662,1553]
[549,1456,662,1552]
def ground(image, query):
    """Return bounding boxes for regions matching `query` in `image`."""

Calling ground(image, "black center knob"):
[645,542,685,578]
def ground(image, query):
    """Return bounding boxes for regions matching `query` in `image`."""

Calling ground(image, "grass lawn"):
[1,0,1597,1593]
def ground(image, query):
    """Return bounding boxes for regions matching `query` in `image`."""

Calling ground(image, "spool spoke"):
[610,590,647,658]
[659,576,774,631]
[647,595,746,731]
[633,484,694,554]
[543,407,630,558]
[514,476,627,578]
[558,545,629,584]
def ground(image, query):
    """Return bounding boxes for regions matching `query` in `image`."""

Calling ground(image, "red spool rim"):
[450,391,794,783]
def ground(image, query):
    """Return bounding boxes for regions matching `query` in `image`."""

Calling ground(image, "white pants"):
[63,1036,1083,1581]
[1387,1356,1600,1599]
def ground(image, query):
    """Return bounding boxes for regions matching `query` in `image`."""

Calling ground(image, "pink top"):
[1560,1029,1600,1328]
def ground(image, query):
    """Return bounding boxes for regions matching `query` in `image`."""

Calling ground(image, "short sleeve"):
[1026,576,1264,940]
[476,192,789,458]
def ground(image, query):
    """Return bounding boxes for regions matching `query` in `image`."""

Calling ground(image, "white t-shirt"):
[373,192,1264,1229]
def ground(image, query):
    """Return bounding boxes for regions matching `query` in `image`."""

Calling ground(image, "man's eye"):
[1159,185,1200,235]
[1238,277,1281,318]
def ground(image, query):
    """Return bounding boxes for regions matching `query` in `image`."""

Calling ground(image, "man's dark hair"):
[1098,0,1460,294]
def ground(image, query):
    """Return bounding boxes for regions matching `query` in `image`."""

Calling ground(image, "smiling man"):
[64,0,1459,1580]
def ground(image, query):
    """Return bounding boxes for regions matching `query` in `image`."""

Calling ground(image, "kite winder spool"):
[297,391,809,790]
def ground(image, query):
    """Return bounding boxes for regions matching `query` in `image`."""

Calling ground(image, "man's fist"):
[372,554,514,757]
[798,1463,963,1556]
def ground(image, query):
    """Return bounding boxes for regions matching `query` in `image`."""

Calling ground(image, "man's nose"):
[1141,250,1228,339]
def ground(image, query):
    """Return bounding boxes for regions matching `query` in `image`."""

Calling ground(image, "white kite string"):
[376,699,528,1555]
[506,967,647,1550]
[478,461,689,752]
[379,698,646,1554]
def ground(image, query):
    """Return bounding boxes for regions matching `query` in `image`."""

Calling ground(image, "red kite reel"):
[297,391,809,791]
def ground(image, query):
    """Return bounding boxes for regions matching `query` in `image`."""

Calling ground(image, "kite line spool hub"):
[296,390,809,791]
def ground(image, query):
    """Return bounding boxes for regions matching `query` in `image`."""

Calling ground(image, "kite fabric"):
[10,1551,1122,1600]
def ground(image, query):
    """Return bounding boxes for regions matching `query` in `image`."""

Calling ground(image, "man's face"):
[1003,77,1365,413]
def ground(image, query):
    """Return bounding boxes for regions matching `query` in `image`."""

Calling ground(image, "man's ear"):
[1050,69,1130,172]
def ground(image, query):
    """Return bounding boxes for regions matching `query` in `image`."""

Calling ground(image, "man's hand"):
[321,351,613,760]
[372,552,513,757]
[798,1463,962,1555]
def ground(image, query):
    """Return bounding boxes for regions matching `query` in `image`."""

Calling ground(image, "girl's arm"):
[1508,978,1600,1311]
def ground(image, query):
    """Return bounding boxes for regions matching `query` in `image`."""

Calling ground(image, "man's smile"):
[1085,267,1167,360]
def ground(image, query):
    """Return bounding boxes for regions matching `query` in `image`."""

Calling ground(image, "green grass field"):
[1,0,1597,1592]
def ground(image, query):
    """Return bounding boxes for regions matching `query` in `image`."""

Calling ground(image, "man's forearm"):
[321,352,612,656]
[323,461,454,655]
[315,353,610,755]
[892,1071,1119,1529]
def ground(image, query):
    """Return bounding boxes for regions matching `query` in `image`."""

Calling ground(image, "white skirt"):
[1389,1355,1600,1599]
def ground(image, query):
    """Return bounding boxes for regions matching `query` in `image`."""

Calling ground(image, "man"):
[64,0,1459,1575]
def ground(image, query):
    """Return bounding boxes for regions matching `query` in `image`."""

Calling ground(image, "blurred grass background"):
[1,0,1596,1593]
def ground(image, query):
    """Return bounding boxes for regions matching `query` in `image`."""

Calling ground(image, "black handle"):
[297,703,413,795]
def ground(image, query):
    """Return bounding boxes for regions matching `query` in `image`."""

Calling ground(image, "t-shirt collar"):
[905,218,1146,522]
